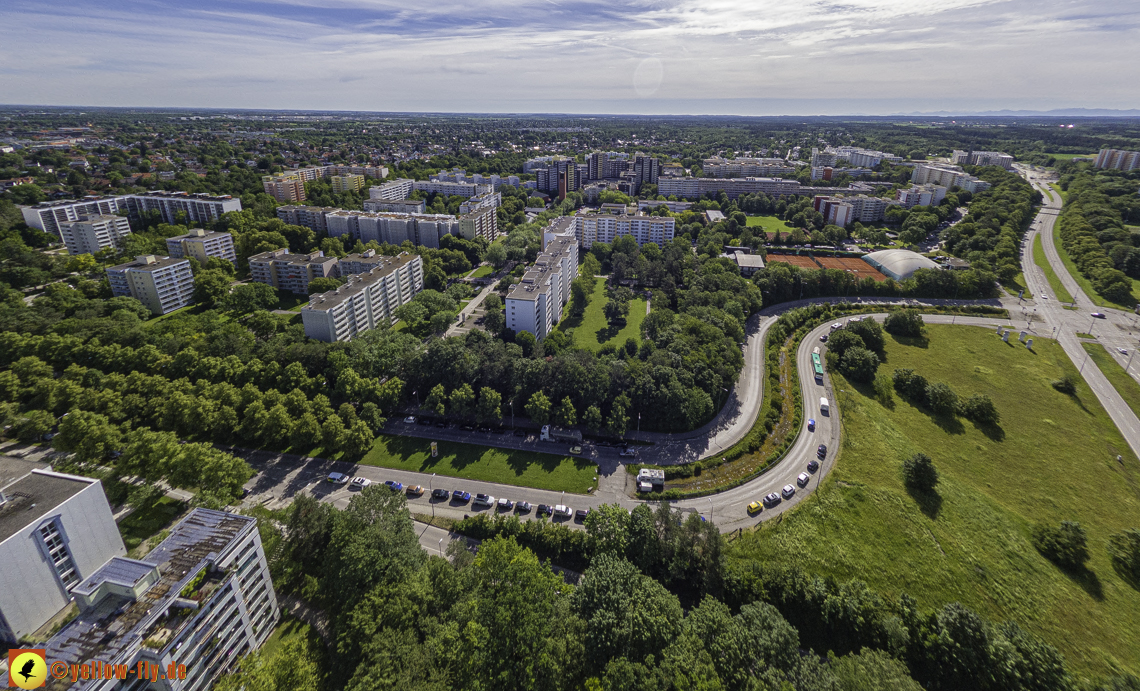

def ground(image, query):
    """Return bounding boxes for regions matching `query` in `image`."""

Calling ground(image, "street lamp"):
[431,473,436,518]
[708,497,713,521]
[438,537,443,557]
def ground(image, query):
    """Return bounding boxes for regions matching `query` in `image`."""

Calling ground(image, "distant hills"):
[896,108,1140,118]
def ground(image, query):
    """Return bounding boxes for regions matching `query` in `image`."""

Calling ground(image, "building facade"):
[302,252,423,342]
[506,231,578,341]
[458,205,498,242]
[45,508,279,691]
[276,205,338,234]
[331,174,366,193]
[165,229,236,265]
[1094,149,1140,171]
[59,215,131,256]
[574,214,675,249]
[324,210,458,248]
[21,197,133,237]
[248,248,339,294]
[895,184,947,208]
[657,176,806,200]
[106,255,195,315]
[412,180,493,198]
[369,178,415,200]
[910,163,993,192]
[261,174,306,203]
[702,157,795,178]
[362,199,426,214]
[0,468,126,646]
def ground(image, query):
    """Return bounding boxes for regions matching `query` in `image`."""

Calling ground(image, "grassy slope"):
[556,276,647,351]
[1033,235,1075,304]
[731,325,1140,678]
[1082,342,1140,423]
[359,433,598,493]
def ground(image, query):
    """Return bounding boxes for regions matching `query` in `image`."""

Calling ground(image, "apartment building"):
[324,209,458,248]
[302,252,423,342]
[574,214,676,249]
[702,157,795,178]
[262,173,306,203]
[638,200,692,213]
[331,174,366,193]
[248,248,339,294]
[895,184,947,209]
[21,196,133,237]
[658,176,804,200]
[362,199,426,214]
[952,150,1014,169]
[633,155,660,186]
[325,164,388,179]
[106,255,195,315]
[506,232,578,341]
[126,192,242,226]
[1094,149,1140,171]
[534,159,579,196]
[828,147,903,168]
[910,163,993,193]
[339,248,394,276]
[811,166,874,181]
[276,205,338,234]
[59,214,131,256]
[812,195,899,226]
[0,468,126,646]
[369,178,415,201]
[166,228,237,265]
[587,152,608,181]
[459,205,498,242]
[44,508,279,691]
[459,191,501,214]
[412,180,493,198]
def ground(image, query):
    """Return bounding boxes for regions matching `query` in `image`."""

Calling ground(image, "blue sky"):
[1,0,1137,114]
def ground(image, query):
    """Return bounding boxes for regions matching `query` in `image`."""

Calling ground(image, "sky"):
[1,0,1138,115]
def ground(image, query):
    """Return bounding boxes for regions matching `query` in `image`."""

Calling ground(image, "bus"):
[811,352,823,381]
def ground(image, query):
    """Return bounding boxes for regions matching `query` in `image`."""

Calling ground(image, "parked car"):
[452,489,471,503]
[575,509,590,521]
[406,485,425,497]
[619,447,638,458]
[497,497,514,511]
[350,476,372,489]
[327,472,349,484]
[435,421,447,428]
[807,418,815,432]
[403,416,416,424]
[569,445,583,455]
[431,488,450,500]
[514,429,527,437]
[553,504,573,518]
[817,443,827,458]
[797,472,810,487]
[536,504,552,516]
[515,501,532,513]
[747,500,762,515]
[384,480,403,492]
[473,493,495,507]
[806,460,820,473]
[782,484,796,499]
[1091,312,1106,318]
[763,492,780,506]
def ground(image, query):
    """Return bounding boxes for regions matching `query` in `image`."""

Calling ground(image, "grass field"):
[556,276,647,351]
[1082,342,1140,423]
[1002,271,1027,298]
[1049,183,1068,205]
[1033,235,1075,304]
[732,325,1140,678]
[1047,153,1098,163]
[469,264,494,279]
[360,433,598,493]
[118,496,186,553]
[262,615,322,659]
[745,214,795,233]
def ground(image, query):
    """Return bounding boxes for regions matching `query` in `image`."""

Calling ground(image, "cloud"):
[0,0,1136,113]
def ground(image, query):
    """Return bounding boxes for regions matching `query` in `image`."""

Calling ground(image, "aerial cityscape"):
[1,1,1140,690]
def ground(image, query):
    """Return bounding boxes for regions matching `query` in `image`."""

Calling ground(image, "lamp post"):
[438,537,443,557]
[431,473,436,519]
[708,497,714,522]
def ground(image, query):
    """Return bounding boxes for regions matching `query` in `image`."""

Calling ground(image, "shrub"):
[1107,528,1140,583]
[1032,520,1089,570]
[883,309,925,337]
[1051,375,1077,394]
[839,346,880,383]
[925,381,959,416]
[959,393,1000,425]
[892,368,928,403]
[902,452,939,493]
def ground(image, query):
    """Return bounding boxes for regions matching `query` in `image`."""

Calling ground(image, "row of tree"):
[1055,166,1140,305]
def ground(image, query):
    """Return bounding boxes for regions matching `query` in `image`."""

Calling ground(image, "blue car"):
[452,489,471,502]
[384,480,403,492]
[807,418,815,432]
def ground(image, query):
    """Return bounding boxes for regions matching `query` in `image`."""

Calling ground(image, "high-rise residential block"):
[276,205,338,234]
[573,214,675,250]
[910,163,992,192]
[895,184,947,209]
[362,199,426,214]
[369,178,415,200]
[302,252,424,342]
[506,230,578,342]
[324,210,458,249]
[58,214,131,256]
[166,228,237,265]
[331,174,366,193]
[106,255,195,315]
[459,205,498,242]
[0,468,127,647]
[248,248,339,295]
[262,173,307,202]
[657,176,805,200]
[412,180,494,198]
[702,157,795,178]
[1095,149,1140,171]
[128,192,243,226]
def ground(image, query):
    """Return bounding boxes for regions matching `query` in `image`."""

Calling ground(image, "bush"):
[1107,528,1140,583]
[1032,520,1089,570]
[1052,375,1077,394]
[892,368,928,403]
[902,452,939,493]
[846,319,885,352]
[883,309,925,337]
[959,393,1000,425]
[925,381,959,416]
[839,346,880,383]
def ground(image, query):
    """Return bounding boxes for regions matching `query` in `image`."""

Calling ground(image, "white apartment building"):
[276,205,338,234]
[106,255,195,315]
[302,252,423,342]
[637,199,692,213]
[506,233,578,341]
[262,173,306,203]
[362,199,426,214]
[574,214,675,249]
[331,174,366,193]
[412,180,493,198]
[248,248,339,294]
[0,468,127,646]
[59,214,131,256]
[952,150,1014,169]
[702,157,796,178]
[895,184,947,209]
[127,192,242,226]
[657,176,804,200]
[166,228,237,265]
[828,147,903,168]
[459,191,501,214]
[21,196,133,237]
[45,508,279,691]
[813,195,899,226]
[911,163,993,193]
[1095,149,1140,171]
[324,210,458,248]
[369,178,415,201]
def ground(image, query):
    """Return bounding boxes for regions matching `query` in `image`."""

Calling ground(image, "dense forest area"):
[1056,164,1140,304]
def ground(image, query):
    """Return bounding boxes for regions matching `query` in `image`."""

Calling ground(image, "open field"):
[469,264,494,279]
[1033,235,1075,304]
[1047,153,1098,163]
[746,214,794,233]
[732,325,1140,678]
[1082,342,1140,424]
[360,433,598,493]
[556,276,647,351]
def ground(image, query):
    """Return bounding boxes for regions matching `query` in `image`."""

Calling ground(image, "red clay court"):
[766,254,888,282]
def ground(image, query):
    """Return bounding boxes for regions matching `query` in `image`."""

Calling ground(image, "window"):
[39,519,80,591]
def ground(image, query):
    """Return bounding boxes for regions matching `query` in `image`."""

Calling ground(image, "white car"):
[404,416,416,424]
[1119,348,1129,355]
[553,504,573,517]
[781,484,796,499]
[473,493,495,507]
[327,472,349,484]
[797,472,810,487]
[349,476,371,489]
[1040,294,1047,299]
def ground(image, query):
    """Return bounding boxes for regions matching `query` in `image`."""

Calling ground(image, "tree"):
[826,329,865,360]
[66,253,99,274]
[892,368,929,403]
[570,276,594,316]
[54,411,121,463]
[342,419,375,456]
[193,269,232,307]
[960,393,999,425]
[884,309,924,337]
[925,381,959,416]
[14,409,54,443]
[214,635,321,691]
[263,404,294,444]
[526,391,552,425]
[449,383,476,419]
[1107,528,1140,583]
[1032,520,1089,570]
[484,242,508,268]
[429,310,455,335]
[584,504,630,558]
[425,383,447,416]
[223,282,279,314]
[308,276,342,295]
[603,298,629,326]
[291,412,323,449]
[554,396,577,427]
[846,318,884,353]
[247,310,280,341]
[902,452,939,492]
[583,405,603,433]
[321,414,346,451]
[476,387,502,424]
[607,396,630,437]
[515,330,536,356]
[831,649,922,691]
[839,346,879,383]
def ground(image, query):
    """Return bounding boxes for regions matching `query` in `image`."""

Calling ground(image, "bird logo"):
[7,649,47,689]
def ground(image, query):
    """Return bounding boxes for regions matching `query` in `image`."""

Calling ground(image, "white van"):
[820,397,830,414]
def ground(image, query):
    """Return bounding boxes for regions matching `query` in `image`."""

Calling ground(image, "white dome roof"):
[862,249,940,280]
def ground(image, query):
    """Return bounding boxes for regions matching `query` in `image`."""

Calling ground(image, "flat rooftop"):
[107,255,189,273]
[304,252,418,310]
[0,469,94,544]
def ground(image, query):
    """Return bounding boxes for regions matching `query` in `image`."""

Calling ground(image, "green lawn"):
[745,214,794,233]
[275,290,309,312]
[1002,271,1027,298]
[1032,235,1075,304]
[1047,153,1098,163]
[359,433,598,493]
[118,496,186,553]
[1048,183,1068,205]
[469,264,494,279]
[556,276,648,351]
[262,615,320,659]
[732,325,1140,678]
[1082,342,1140,423]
